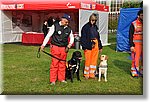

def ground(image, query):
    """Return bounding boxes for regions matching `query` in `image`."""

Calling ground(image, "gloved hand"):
[65,44,72,53]
[130,46,135,52]
[40,45,45,51]
[91,41,96,48]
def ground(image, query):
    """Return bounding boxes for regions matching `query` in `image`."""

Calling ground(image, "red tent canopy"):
[0,0,109,11]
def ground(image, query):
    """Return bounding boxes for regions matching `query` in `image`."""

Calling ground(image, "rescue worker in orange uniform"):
[81,13,103,79]
[129,10,143,77]
[41,14,74,85]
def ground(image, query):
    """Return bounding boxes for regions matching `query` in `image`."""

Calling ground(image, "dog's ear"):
[100,55,104,60]
[105,55,108,60]
[76,51,81,56]
[79,52,82,57]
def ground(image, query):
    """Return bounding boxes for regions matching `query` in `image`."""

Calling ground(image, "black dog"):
[66,51,82,83]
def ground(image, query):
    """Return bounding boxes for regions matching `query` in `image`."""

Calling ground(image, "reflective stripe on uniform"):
[89,65,96,74]
[131,67,136,70]
[133,40,142,42]
[84,66,90,70]
[84,66,89,75]
[131,70,137,74]
[89,70,95,74]
[134,32,143,34]
[90,65,96,68]
[84,71,89,74]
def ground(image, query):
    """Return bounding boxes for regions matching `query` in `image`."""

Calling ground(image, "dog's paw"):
[105,80,107,82]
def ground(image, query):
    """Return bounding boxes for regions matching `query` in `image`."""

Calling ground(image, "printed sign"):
[17,4,24,9]
[81,2,96,10]
[0,4,24,10]
[0,4,16,10]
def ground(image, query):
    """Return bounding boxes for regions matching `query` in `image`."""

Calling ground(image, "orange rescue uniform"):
[84,39,99,78]
[131,18,143,76]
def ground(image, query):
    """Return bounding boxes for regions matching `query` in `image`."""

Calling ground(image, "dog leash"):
[37,47,66,62]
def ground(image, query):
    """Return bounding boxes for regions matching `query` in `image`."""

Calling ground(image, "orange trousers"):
[50,45,67,83]
[84,39,99,78]
[131,42,143,69]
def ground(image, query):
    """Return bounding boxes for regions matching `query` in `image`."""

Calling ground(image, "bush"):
[122,1,142,8]
[108,19,118,30]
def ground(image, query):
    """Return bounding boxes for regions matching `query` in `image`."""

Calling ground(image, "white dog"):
[98,55,108,82]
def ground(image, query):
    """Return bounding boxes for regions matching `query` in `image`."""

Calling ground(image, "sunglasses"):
[91,19,97,22]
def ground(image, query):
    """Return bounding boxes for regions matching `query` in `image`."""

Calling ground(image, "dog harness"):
[99,65,107,68]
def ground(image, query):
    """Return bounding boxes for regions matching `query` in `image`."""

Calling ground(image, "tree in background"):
[122,1,143,8]
[108,1,143,33]
[140,1,143,8]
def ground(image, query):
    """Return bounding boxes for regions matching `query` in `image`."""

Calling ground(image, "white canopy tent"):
[0,0,109,46]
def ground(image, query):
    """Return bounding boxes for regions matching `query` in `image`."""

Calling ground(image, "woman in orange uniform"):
[81,13,103,79]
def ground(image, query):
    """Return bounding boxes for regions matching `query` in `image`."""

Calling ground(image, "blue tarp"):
[116,8,142,52]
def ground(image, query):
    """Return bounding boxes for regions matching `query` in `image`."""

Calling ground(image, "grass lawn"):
[2,34,143,95]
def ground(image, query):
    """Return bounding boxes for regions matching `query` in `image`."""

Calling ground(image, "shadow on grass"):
[108,38,116,44]
[113,59,131,75]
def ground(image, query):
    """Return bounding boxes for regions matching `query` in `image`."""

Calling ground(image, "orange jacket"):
[132,19,143,42]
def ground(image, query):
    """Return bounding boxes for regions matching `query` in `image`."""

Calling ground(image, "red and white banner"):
[0,0,109,11]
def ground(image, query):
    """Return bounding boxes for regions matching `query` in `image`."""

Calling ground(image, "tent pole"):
[78,9,81,49]
[79,9,81,37]
[0,10,2,44]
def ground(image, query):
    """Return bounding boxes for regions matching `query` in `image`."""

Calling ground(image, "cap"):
[62,14,71,21]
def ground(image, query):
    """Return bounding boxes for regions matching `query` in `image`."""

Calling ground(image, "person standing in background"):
[47,16,54,27]
[129,10,143,77]
[81,13,103,79]
[42,20,49,38]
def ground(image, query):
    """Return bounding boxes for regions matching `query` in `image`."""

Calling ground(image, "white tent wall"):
[98,11,109,46]
[79,9,109,47]
[1,11,23,43]
[2,11,12,43]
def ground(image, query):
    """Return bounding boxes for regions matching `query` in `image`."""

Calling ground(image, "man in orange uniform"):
[81,13,103,79]
[129,10,143,77]
[41,14,74,85]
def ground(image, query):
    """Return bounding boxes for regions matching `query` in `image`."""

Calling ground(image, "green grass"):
[2,34,143,95]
